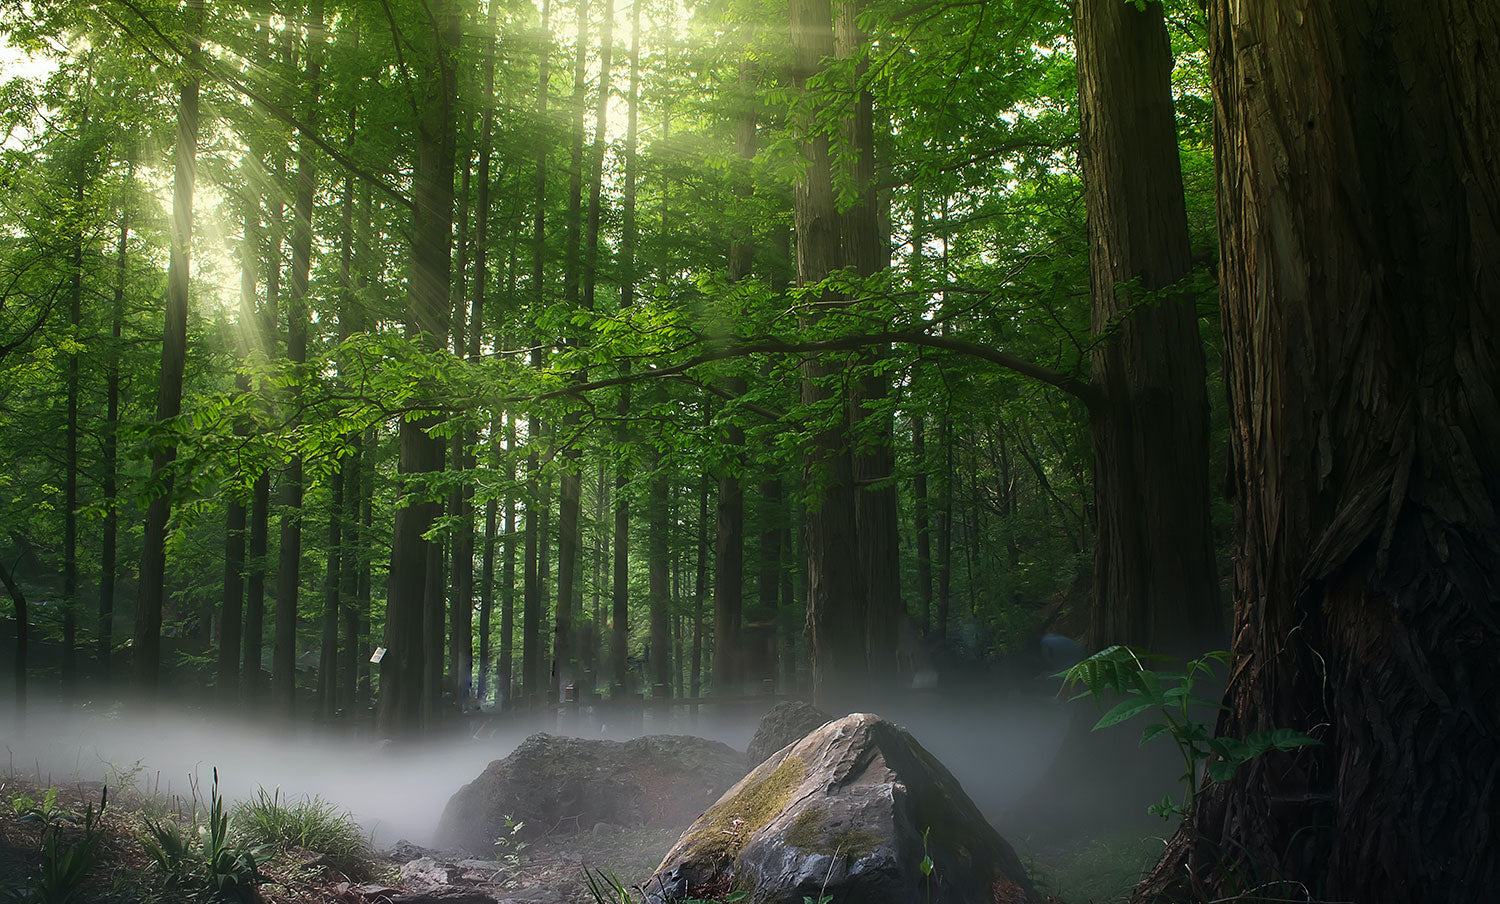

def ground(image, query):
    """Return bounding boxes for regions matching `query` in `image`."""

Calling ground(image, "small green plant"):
[10,788,74,827]
[1061,646,1320,818]
[3,788,108,904]
[233,787,373,879]
[492,813,529,869]
[581,867,754,904]
[141,769,262,902]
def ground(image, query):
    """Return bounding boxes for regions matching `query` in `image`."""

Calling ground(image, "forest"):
[0,0,1495,901]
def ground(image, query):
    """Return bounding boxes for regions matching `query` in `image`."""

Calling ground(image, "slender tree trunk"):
[500,413,517,706]
[1,557,27,711]
[99,178,131,678]
[912,415,932,632]
[62,98,90,687]
[520,0,551,710]
[137,0,204,691]
[318,461,342,718]
[274,0,324,715]
[1135,4,1500,902]
[690,472,707,699]
[935,410,953,644]
[1076,0,1219,657]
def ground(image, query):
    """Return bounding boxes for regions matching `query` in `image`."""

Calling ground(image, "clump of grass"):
[231,788,373,880]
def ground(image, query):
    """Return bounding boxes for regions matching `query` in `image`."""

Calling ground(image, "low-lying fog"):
[0,688,1172,850]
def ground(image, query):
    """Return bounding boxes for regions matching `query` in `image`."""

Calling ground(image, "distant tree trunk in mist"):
[1134,3,1500,901]
[2,557,28,710]
[935,411,953,644]
[648,459,671,695]
[1076,0,1219,656]
[691,472,707,699]
[137,0,204,692]
[911,414,932,633]
[377,0,460,734]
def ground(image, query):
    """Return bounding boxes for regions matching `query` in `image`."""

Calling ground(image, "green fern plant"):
[1061,645,1320,818]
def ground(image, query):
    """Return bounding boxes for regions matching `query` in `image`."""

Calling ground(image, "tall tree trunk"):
[834,0,900,688]
[468,0,499,707]
[99,174,131,678]
[500,412,517,706]
[274,0,325,715]
[317,460,342,717]
[219,181,256,701]
[791,0,867,707]
[609,0,640,699]
[911,415,932,633]
[520,0,552,710]
[711,57,756,698]
[1076,0,1219,657]
[1,557,27,711]
[935,410,952,644]
[1136,3,1500,902]
[62,96,89,687]
[690,472,707,699]
[137,0,204,691]
[378,0,460,734]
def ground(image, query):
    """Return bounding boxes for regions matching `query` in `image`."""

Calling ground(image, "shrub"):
[232,788,373,880]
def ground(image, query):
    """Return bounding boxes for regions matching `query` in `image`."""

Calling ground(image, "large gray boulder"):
[745,702,831,768]
[644,713,1037,904]
[435,733,747,853]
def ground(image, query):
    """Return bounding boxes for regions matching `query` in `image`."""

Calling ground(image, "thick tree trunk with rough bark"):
[791,0,867,708]
[1133,3,1500,902]
[1075,0,1219,657]
[377,0,459,734]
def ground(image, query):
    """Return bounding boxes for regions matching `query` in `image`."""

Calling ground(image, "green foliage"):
[3,788,108,904]
[1062,646,1320,819]
[232,787,373,880]
[141,771,262,902]
[582,867,754,904]
[9,788,72,826]
[491,813,529,869]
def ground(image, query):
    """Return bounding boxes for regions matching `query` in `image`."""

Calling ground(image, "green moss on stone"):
[682,755,808,863]
[782,806,881,861]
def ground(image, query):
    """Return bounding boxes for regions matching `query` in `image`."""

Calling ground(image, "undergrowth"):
[231,788,373,880]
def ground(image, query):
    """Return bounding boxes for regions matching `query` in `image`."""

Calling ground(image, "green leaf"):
[1139,722,1172,746]
[1092,696,1157,730]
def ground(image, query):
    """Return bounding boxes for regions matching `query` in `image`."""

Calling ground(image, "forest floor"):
[0,773,1160,903]
[0,775,681,904]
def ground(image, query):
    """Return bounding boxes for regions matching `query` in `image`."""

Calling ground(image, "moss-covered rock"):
[645,713,1037,904]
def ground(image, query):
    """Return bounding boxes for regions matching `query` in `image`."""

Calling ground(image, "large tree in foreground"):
[1137,2,1499,902]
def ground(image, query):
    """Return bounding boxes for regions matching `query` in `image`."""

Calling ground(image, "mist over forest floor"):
[0,687,1179,898]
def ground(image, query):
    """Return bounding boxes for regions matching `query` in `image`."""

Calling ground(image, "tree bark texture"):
[791,0,867,707]
[1075,0,1220,658]
[378,0,459,733]
[1134,3,1500,902]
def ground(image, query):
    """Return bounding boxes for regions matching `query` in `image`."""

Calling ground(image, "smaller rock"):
[746,701,832,768]
[400,857,461,889]
[591,822,620,836]
[388,840,444,863]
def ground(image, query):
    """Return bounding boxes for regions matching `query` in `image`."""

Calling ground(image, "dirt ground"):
[0,775,681,904]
